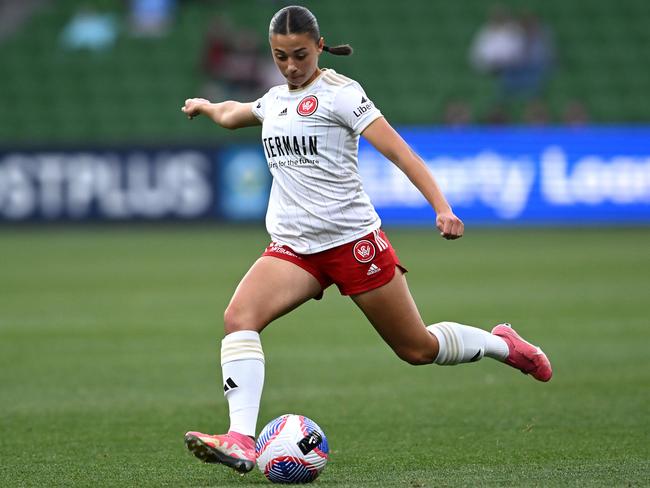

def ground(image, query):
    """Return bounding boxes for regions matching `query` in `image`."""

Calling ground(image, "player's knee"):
[395,346,436,366]
[223,303,265,334]
[223,304,248,334]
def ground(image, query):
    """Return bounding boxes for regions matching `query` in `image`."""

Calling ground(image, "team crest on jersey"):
[353,239,376,263]
[297,95,318,116]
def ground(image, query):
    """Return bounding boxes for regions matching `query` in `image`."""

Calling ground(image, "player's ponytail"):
[323,44,353,56]
[270,6,354,56]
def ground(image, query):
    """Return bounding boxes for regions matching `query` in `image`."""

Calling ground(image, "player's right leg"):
[352,270,551,381]
[185,256,323,473]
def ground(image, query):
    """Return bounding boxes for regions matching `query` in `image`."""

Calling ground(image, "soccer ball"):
[255,414,329,483]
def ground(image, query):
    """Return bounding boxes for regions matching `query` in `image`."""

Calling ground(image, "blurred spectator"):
[0,0,47,42]
[502,12,555,99]
[483,105,510,125]
[522,99,551,125]
[200,16,233,81]
[470,5,525,76]
[470,6,555,103]
[220,30,262,92]
[443,100,473,127]
[200,16,283,101]
[60,5,118,51]
[563,100,590,126]
[129,0,175,37]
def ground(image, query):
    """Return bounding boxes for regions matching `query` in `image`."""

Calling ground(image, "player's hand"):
[436,211,464,240]
[181,98,210,119]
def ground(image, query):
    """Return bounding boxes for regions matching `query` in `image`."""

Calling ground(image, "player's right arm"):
[181,98,260,129]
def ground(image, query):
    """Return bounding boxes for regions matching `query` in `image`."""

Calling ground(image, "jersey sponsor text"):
[262,135,318,159]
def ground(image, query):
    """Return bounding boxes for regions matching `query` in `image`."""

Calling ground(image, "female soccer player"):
[182,5,552,474]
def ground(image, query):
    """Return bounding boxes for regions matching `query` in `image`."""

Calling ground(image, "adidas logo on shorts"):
[367,263,381,276]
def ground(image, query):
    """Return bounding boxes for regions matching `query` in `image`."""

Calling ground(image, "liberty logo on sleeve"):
[353,239,376,263]
[297,95,318,116]
[353,96,374,118]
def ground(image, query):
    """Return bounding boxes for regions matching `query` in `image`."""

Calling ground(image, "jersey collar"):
[287,68,330,94]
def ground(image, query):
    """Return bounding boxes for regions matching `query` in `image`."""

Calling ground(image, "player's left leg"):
[186,256,325,472]
[351,270,552,380]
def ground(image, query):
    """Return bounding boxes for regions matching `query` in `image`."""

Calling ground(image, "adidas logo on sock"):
[278,107,287,116]
[367,263,381,276]
[223,377,238,393]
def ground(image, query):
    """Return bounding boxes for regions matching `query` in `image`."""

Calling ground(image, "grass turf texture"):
[0,226,648,487]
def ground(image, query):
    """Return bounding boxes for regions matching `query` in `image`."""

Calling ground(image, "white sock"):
[221,330,265,437]
[427,322,509,365]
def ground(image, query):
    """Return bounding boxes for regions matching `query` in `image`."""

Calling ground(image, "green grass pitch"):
[1,226,648,487]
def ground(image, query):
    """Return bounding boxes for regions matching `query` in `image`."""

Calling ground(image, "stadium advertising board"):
[360,127,650,224]
[0,148,270,221]
[0,149,215,221]
[0,127,648,224]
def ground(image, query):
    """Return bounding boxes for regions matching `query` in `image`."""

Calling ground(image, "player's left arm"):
[361,117,464,240]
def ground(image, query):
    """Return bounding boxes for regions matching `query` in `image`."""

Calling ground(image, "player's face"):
[270,33,323,89]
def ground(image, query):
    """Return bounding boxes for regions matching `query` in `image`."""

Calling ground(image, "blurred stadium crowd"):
[0,0,648,144]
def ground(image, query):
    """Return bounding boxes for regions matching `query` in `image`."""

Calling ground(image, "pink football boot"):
[491,323,553,382]
[184,430,256,474]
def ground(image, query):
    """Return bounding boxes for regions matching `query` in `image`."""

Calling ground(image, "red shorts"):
[262,229,406,298]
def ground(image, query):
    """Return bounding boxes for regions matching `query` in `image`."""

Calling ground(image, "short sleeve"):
[252,92,268,122]
[332,83,383,135]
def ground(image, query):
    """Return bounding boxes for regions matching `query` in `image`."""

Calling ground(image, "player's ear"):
[317,37,324,53]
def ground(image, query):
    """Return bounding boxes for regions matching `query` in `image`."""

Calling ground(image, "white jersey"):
[252,69,383,254]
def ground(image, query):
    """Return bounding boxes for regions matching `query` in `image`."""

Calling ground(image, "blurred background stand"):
[0,0,49,42]
[128,0,176,38]
[60,5,119,52]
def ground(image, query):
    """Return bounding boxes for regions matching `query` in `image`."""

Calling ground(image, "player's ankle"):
[228,430,255,448]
